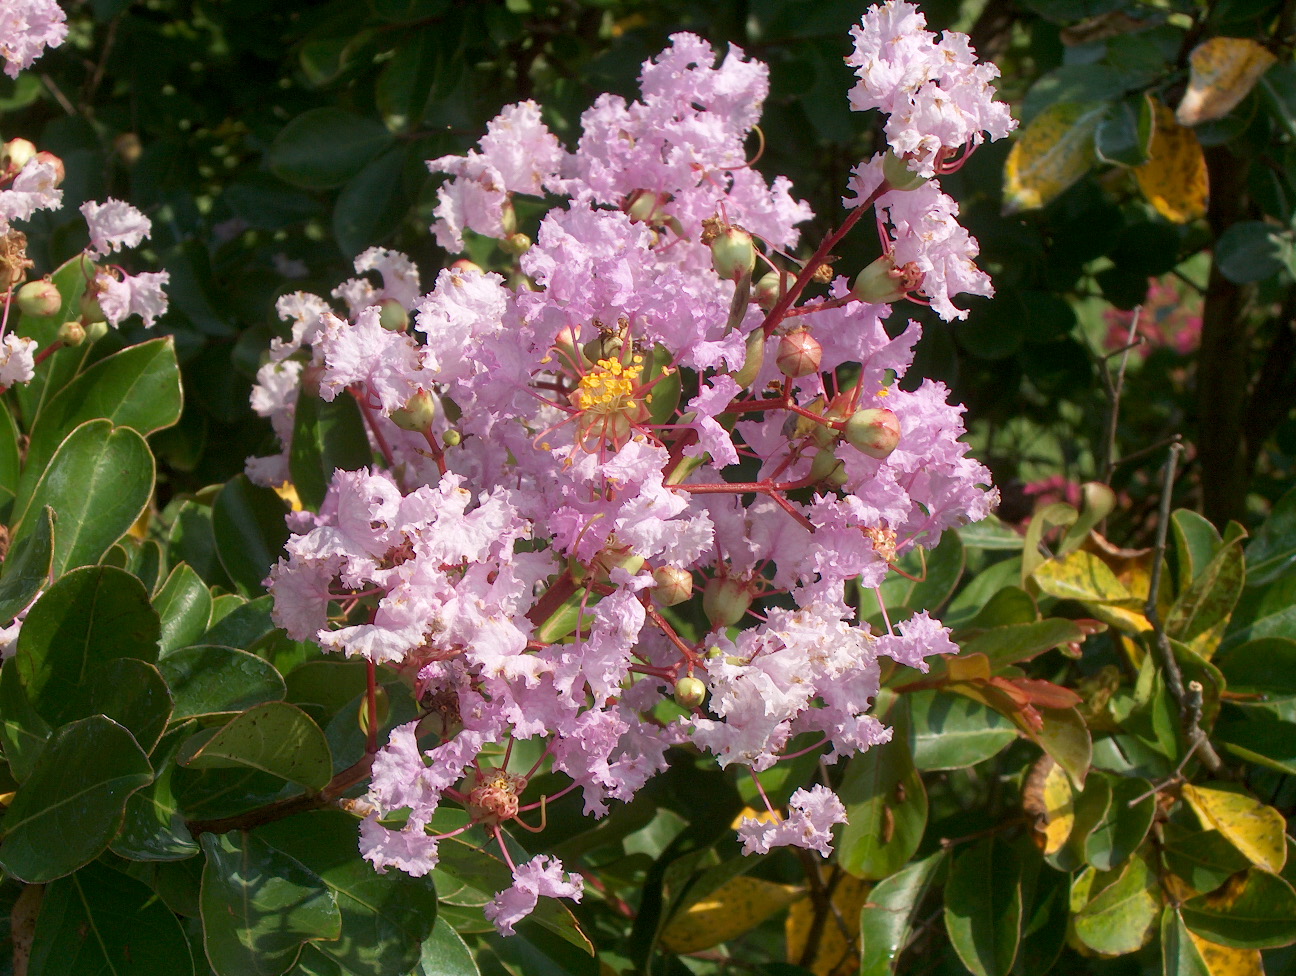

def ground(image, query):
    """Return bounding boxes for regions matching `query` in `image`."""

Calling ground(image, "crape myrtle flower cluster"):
[256,0,1014,936]
[0,3,170,396]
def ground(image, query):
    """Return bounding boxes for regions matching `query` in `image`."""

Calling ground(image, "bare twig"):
[1143,443,1222,773]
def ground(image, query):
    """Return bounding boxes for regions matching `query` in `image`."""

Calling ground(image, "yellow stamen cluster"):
[575,355,644,413]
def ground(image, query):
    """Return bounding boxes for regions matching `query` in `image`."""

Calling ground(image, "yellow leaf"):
[786,873,870,976]
[1186,930,1263,976]
[1032,550,1151,634]
[946,652,991,683]
[273,480,304,512]
[1003,102,1104,213]
[1177,37,1278,127]
[1135,100,1209,223]
[732,805,782,829]
[1182,784,1287,874]
[1023,756,1074,854]
[660,876,804,954]
[128,503,152,539]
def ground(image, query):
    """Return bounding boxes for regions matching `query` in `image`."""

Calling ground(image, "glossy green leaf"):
[1049,772,1110,872]
[1161,821,1251,894]
[161,644,287,720]
[179,701,332,791]
[200,594,277,649]
[1216,220,1290,284]
[1095,93,1154,166]
[0,657,50,781]
[258,809,439,976]
[1086,774,1155,871]
[1215,714,1296,774]
[1215,637,1296,699]
[944,557,1024,628]
[22,336,182,478]
[28,860,194,976]
[167,499,235,590]
[1245,485,1296,585]
[837,702,927,879]
[414,917,480,976]
[63,657,172,754]
[12,420,154,577]
[105,535,166,594]
[859,850,945,976]
[945,837,1022,976]
[12,255,96,421]
[958,618,1087,671]
[1172,510,1223,595]
[1022,502,1078,583]
[1161,906,1212,976]
[908,690,1017,770]
[1072,852,1160,955]
[1222,571,1296,650]
[155,563,214,655]
[200,830,342,976]
[212,475,291,594]
[1013,860,1069,975]
[0,715,152,882]
[269,108,397,189]
[333,147,409,258]
[963,586,1038,630]
[1181,869,1296,948]
[289,390,373,512]
[15,565,160,726]
[0,401,20,509]
[0,506,52,624]
[112,724,199,861]
[957,515,1024,551]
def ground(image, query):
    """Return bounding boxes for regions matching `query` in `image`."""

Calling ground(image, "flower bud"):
[729,327,765,390]
[710,226,756,281]
[501,232,531,255]
[809,447,847,485]
[389,389,437,432]
[32,151,64,186]
[377,298,408,332]
[844,407,901,459]
[753,270,788,311]
[652,565,693,606]
[702,576,753,629]
[57,320,86,346]
[449,258,483,274]
[626,190,666,224]
[16,279,61,317]
[3,138,36,172]
[80,289,105,323]
[776,328,822,378]
[583,332,624,363]
[851,255,922,305]
[442,428,462,447]
[499,199,518,238]
[674,675,707,709]
[882,150,929,191]
[84,320,110,343]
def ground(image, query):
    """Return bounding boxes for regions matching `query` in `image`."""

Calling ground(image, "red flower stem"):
[351,387,396,467]
[365,659,379,755]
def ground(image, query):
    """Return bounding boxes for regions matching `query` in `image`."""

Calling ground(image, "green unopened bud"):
[499,199,518,238]
[57,320,86,346]
[674,675,707,709]
[378,298,409,332]
[626,190,667,224]
[776,328,822,378]
[702,576,753,629]
[501,232,531,255]
[809,447,847,485]
[84,320,110,343]
[730,327,766,390]
[16,279,61,317]
[652,565,693,606]
[844,407,901,459]
[710,226,756,281]
[442,429,462,447]
[389,389,437,432]
[753,270,788,311]
[882,150,929,191]
[583,332,624,363]
[851,255,922,305]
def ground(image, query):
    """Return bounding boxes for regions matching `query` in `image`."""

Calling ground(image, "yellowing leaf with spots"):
[1177,37,1277,126]
[786,873,870,976]
[1136,101,1209,223]
[1031,549,1151,634]
[660,876,804,954]
[1182,784,1287,875]
[1187,930,1263,976]
[1003,102,1104,213]
[1023,756,1075,855]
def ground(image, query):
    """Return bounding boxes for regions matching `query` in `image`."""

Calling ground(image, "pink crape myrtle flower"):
[737,785,849,857]
[258,6,1007,936]
[80,198,152,256]
[0,0,66,78]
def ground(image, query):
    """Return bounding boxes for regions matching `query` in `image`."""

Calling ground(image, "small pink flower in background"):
[1104,276,1202,358]
[1022,474,1083,511]
[0,0,67,78]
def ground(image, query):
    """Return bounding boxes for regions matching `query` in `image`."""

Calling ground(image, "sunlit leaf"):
[1177,37,1277,126]
[1003,102,1104,213]
[1181,784,1286,874]
[1135,100,1208,223]
[660,875,803,954]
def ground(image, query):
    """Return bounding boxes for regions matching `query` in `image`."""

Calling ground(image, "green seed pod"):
[702,576,752,629]
[673,675,707,709]
[844,407,901,459]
